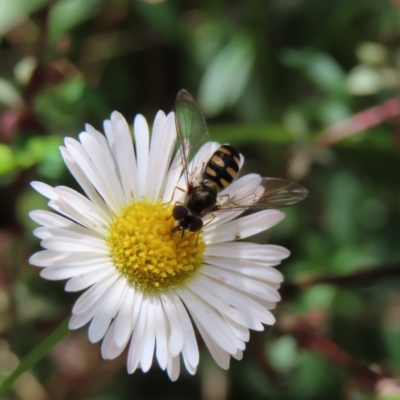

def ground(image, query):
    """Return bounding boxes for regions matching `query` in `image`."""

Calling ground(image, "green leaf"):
[346,65,384,95]
[59,77,86,104]
[0,0,47,37]
[17,135,64,179]
[14,56,38,86]
[0,78,23,108]
[0,319,70,398]
[49,0,105,42]
[356,42,387,65]
[281,49,347,99]
[134,0,184,43]
[0,144,17,175]
[268,335,298,373]
[301,284,338,311]
[199,34,255,117]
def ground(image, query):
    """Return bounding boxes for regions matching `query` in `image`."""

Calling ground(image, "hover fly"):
[171,89,308,236]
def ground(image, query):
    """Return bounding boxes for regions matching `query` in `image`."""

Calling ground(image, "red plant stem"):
[316,97,400,147]
[290,319,382,391]
[281,263,400,297]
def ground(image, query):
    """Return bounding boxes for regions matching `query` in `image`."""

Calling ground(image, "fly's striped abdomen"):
[203,145,240,192]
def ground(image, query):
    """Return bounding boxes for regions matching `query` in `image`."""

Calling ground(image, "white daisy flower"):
[29,107,292,381]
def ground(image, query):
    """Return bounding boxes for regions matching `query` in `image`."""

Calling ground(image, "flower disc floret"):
[108,201,205,293]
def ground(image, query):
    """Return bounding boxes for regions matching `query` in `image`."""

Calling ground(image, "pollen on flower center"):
[107,201,206,293]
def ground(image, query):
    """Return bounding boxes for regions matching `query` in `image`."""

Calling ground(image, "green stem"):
[0,319,70,398]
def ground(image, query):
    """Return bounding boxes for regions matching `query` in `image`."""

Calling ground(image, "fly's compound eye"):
[189,217,203,232]
[172,205,189,220]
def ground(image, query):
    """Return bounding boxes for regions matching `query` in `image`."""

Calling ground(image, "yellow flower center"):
[107,201,206,294]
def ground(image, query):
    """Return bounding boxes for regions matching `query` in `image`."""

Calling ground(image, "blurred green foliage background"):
[1,0,400,399]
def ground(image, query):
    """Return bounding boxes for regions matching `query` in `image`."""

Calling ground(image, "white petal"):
[64,266,116,291]
[64,138,121,213]
[72,272,120,314]
[246,292,279,311]
[187,141,220,184]
[46,201,106,237]
[60,147,111,218]
[110,112,138,202]
[201,265,281,302]
[134,114,150,199]
[221,314,250,342]
[35,224,103,242]
[188,276,263,331]
[203,210,285,244]
[69,306,98,330]
[173,293,199,370]
[33,227,52,240]
[218,173,261,205]
[191,314,230,370]
[103,120,116,158]
[239,153,245,170]
[202,174,261,228]
[182,351,197,376]
[174,142,220,202]
[41,236,109,254]
[197,274,276,325]
[160,292,184,357]
[205,256,284,283]
[101,318,123,359]
[40,262,112,281]
[140,296,156,373]
[113,287,139,348]
[162,148,184,204]
[154,297,168,370]
[146,111,167,199]
[33,221,104,243]
[53,186,110,232]
[79,128,125,206]
[167,355,180,382]
[202,209,244,231]
[46,253,112,268]
[31,181,57,200]
[70,278,123,330]
[147,112,176,201]
[177,288,238,355]
[205,242,290,261]
[233,349,243,360]
[88,277,127,343]
[127,297,148,373]
[30,210,77,228]
[29,250,68,267]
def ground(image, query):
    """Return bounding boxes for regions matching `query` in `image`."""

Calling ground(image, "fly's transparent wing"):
[217,177,308,211]
[175,89,211,187]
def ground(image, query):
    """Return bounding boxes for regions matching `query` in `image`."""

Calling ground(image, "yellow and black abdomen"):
[203,145,240,192]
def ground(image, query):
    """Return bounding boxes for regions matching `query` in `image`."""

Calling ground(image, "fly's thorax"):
[185,184,217,217]
[203,144,240,191]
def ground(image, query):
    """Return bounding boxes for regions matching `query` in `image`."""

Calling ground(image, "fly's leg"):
[202,213,216,228]
[163,185,187,206]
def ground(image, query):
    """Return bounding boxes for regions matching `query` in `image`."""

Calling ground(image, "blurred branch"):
[281,263,400,297]
[315,97,400,148]
[286,317,383,392]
